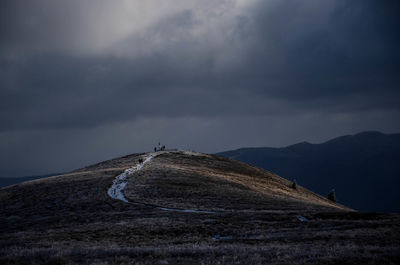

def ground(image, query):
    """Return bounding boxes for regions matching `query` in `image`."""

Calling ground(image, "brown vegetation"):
[124,152,348,211]
[0,151,399,264]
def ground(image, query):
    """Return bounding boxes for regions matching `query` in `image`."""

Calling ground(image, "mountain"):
[217,131,400,212]
[1,150,399,264]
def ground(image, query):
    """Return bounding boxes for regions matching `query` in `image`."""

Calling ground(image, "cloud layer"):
[1,0,399,176]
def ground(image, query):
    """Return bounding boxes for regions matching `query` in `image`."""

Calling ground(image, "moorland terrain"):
[1,150,399,264]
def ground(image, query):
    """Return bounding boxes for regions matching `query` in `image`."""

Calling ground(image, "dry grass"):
[0,151,399,264]
[125,152,348,211]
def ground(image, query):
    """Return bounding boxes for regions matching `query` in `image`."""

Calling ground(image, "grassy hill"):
[1,150,399,264]
[0,174,60,188]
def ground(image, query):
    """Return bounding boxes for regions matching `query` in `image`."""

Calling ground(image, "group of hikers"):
[138,142,166,165]
[154,142,166,152]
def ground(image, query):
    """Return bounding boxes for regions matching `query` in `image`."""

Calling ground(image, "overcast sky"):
[1,0,399,177]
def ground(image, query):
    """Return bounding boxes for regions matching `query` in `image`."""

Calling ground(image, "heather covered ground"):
[1,151,399,264]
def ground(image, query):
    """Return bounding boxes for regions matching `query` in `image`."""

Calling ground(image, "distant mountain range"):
[217,131,400,213]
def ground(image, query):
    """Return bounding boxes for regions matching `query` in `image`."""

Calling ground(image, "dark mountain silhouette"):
[217,131,400,212]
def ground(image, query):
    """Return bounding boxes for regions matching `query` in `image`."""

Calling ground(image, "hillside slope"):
[0,173,61,188]
[124,151,348,211]
[1,150,399,264]
[10,150,343,212]
[217,131,400,212]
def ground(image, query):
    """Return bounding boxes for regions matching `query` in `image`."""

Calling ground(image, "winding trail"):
[107,151,217,213]
[106,150,334,216]
[107,152,158,203]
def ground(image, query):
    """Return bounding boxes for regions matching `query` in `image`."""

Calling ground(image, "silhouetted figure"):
[161,145,165,151]
[291,179,297,190]
[328,189,337,202]
[154,147,157,152]
[138,158,144,164]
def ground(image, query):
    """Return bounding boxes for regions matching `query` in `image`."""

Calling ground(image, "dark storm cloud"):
[1,0,400,177]
[1,0,399,132]
[236,0,400,101]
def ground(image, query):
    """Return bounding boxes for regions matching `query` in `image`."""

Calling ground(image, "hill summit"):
[2,150,398,265]
[62,150,346,212]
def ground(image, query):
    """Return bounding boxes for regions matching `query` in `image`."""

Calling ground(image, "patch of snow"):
[177,150,206,156]
[296,215,309,222]
[212,234,234,240]
[107,152,158,203]
[202,218,216,223]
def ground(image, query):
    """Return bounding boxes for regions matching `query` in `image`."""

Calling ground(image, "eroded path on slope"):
[107,150,216,213]
[107,152,158,202]
[107,150,348,214]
